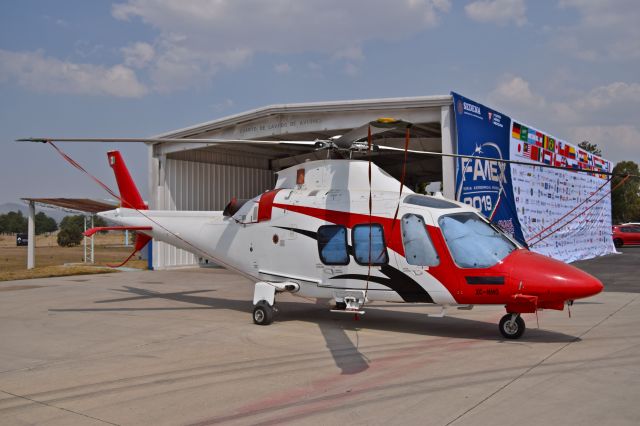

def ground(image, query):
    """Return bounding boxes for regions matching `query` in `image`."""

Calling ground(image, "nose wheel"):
[499,313,525,339]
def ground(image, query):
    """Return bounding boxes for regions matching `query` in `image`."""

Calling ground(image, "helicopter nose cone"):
[508,250,603,301]
[554,266,604,300]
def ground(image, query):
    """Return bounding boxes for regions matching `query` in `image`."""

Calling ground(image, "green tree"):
[57,214,107,247]
[578,141,602,156]
[57,228,83,247]
[58,215,83,247]
[35,212,58,235]
[611,161,640,224]
[0,211,28,234]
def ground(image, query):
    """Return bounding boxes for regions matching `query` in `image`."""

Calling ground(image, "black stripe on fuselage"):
[275,226,433,303]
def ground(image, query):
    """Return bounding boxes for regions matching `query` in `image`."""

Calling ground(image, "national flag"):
[520,125,528,141]
[593,157,605,170]
[530,145,541,162]
[536,131,544,147]
[568,145,576,159]
[548,137,556,152]
[578,149,589,163]
[512,122,521,139]
[542,149,553,165]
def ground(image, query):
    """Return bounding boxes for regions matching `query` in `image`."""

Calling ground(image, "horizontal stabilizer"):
[83,225,153,268]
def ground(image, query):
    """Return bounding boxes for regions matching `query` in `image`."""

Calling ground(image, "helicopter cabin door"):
[393,212,441,298]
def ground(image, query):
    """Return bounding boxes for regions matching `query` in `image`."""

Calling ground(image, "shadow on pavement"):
[50,285,581,375]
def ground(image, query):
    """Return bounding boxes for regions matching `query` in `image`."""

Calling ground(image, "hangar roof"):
[155,95,452,140]
[153,95,453,185]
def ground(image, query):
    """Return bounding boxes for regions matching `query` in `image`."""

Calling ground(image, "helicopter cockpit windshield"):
[438,212,518,268]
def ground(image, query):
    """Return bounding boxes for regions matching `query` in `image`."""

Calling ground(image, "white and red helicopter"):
[20,119,607,339]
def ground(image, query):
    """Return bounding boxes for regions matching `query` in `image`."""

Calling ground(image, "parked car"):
[612,224,640,247]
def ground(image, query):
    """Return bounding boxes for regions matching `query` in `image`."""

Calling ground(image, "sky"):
[1,0,639,205]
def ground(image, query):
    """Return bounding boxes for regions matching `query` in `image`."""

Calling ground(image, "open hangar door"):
[149,96,454,269]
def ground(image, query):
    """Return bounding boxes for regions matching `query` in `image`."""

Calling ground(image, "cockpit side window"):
[438,213,516,268]
[352,224,388,265]
[317,225,349,265]
[401,214,439,266]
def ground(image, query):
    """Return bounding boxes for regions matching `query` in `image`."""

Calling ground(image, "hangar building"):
[149,95,456,269]
[147,93,614,269]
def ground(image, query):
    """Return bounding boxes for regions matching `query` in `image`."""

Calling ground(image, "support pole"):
[27,201,35,269]
[125,229,130,247]
[90,215,95,264]
[83,215,88,263]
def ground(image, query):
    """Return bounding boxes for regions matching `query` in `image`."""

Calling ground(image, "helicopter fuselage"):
[101,159,603,319]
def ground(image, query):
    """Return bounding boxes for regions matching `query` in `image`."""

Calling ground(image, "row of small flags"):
[513,122,609,177]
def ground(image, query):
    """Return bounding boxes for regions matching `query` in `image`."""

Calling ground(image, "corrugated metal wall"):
[154,155,274,269]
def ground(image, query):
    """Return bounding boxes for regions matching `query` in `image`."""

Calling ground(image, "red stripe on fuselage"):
[272,202,405,257]
[258,189,281,222]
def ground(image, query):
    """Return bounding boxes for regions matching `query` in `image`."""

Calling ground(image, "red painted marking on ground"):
[189,336,482,425]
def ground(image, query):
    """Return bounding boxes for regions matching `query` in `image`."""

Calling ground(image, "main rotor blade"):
[375,145,638,179]
[332,118,420,149]
[332,124,393,149]
[16,137,323,148]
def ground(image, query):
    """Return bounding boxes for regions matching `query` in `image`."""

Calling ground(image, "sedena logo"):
[463,102,481,115]
[456,99,464,114]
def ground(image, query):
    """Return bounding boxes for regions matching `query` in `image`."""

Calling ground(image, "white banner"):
[509,121,616,262]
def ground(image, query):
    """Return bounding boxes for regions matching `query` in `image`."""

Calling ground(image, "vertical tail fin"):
[100,151,151,267]
[107,151,147,210]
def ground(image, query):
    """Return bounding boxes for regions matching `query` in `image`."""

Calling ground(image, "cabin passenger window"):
[438,213,516,268]
[401,214,439,266]
[317,225,349,265]
[352,224,388,265]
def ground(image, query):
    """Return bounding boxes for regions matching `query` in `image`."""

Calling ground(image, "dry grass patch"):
[0,232,147,282]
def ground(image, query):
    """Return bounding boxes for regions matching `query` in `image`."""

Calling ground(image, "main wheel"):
[253,301,274,325]
[499,314,525,339]
[614,238,623,248]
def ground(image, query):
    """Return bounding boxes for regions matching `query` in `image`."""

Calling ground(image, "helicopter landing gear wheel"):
[253,301,275,325]
[499,313,525,339]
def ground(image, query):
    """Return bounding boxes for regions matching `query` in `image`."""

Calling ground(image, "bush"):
[57,228,83,247]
